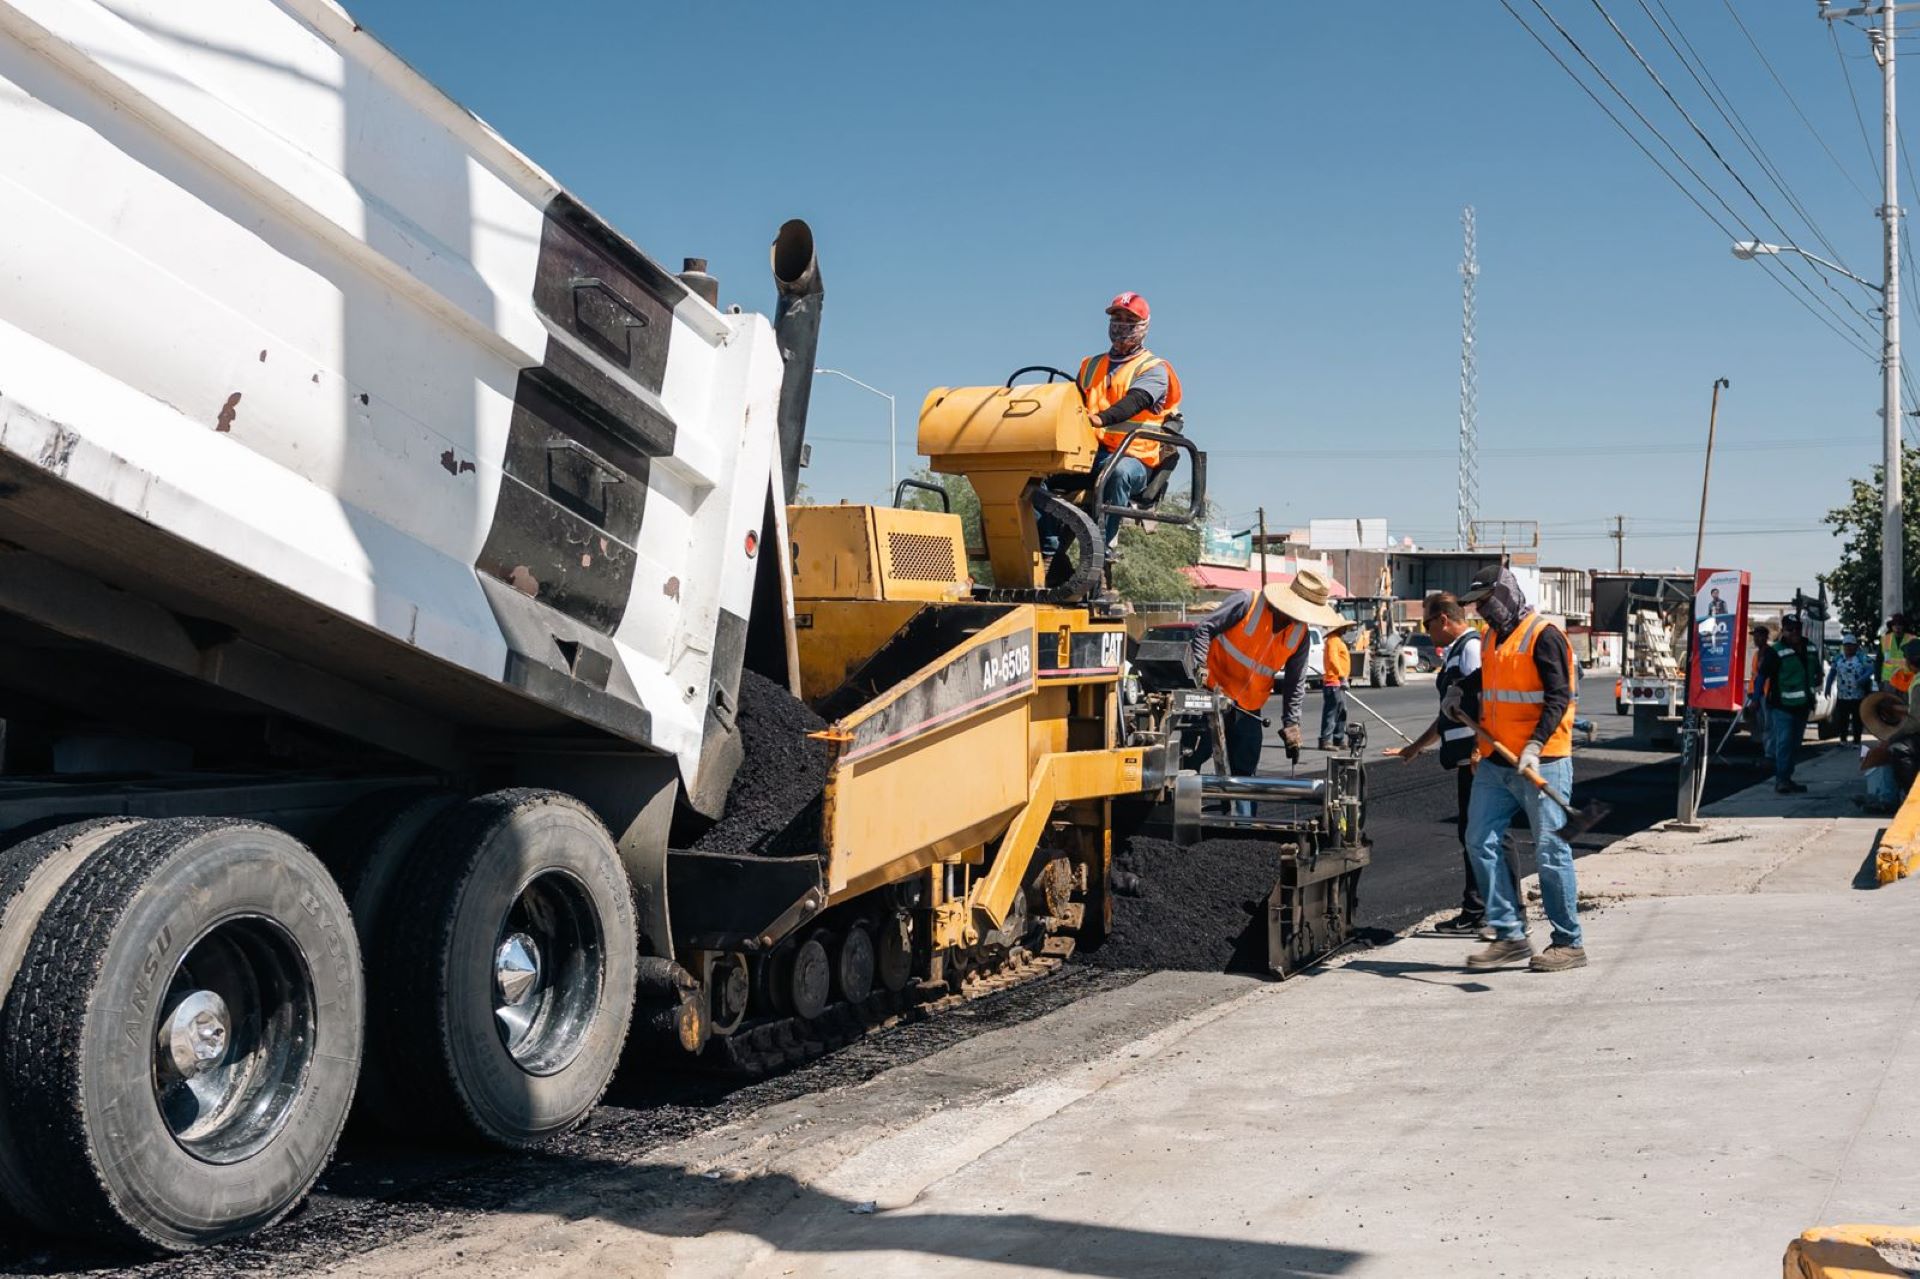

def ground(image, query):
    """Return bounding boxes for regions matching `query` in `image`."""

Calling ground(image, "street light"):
[1730,241,1882,294]
[1732,237,1901,628]
[813,367,897,500]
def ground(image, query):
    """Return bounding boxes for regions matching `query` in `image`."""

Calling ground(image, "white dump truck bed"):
[0,0,789,797]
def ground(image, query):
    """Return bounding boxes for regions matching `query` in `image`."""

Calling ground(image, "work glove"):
[1516,741,1543,775]
[1280,723,1302,750]
[1439,684,1466,722]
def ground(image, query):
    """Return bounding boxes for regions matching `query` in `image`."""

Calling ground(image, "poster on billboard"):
[1199,525,1253,568]
[1688,568,1750,712]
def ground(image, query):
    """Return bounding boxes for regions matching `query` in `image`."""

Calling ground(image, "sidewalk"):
[339,749,1920,1279]
[1547,742,1885,900]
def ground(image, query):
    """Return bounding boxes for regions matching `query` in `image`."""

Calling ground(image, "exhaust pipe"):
[771,219,822,503]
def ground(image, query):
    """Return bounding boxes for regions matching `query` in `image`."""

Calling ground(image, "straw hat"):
[1861,690,1909,743]
[1261,568,1346,630]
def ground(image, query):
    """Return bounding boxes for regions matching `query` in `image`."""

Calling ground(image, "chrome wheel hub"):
[491,873,603,1075]
[159,989,231,1079]
[151,916,316,1165]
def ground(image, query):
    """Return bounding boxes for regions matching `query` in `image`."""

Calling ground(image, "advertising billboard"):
[1687,568,1750,713]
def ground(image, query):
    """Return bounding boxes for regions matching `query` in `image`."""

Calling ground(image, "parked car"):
[1402,634,1441,673]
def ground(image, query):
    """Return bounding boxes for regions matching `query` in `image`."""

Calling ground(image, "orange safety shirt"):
[1077,350,1183,466]
[1479,613,1575,760]
[1894,667,1916,695]
[1323,634,1351,687]
[1206,603,1308,713]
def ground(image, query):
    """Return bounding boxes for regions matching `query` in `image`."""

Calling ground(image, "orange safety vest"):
[1077,349,1183,466]
[1207,602,1307,713]
[1893,667,1915,695]
[1480,613,1575,760]
[1324,633,1351,686]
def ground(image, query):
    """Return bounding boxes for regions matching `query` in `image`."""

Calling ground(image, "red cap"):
[1107,292,1150,321]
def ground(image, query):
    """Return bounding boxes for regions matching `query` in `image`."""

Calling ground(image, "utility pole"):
[1693,379,1731,576]
[1678,379,1730,829]
[1458,207,1479,550]
[1822,0,1905,626]
[1609,514,1626,572]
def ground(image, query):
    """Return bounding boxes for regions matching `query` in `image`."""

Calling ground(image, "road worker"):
[1453,564,1585,973]
[1882,613,1914,688]
[1186,571,1346,798]
[1383,591,1522,938]
[1040,292,1183,557]
[1318,627,1352,749]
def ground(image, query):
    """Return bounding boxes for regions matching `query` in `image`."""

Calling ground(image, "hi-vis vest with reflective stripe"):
[1480,613,1574,760]
[1885,632,1913,684]
[1206,602,1306,713]
[1077,349,1183,466]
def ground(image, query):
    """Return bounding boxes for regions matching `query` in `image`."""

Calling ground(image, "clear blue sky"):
[346,0,1912,596]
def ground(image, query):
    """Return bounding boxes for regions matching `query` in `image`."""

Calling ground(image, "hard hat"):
[1107,292,1150,321]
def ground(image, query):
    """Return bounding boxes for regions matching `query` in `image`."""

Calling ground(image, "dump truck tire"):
[0,819,360,1250]
[317,787,458,943]
[0,817,146,1231]
[316,788,456,1135]
[368,790,636,1149]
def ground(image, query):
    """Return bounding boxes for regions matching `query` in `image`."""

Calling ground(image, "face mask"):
[1108,316,1148,354]
[1475,570,1529,637]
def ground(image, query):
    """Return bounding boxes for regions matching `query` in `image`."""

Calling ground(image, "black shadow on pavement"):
[417,1158,1367,1279]
[1335,958,1493,993]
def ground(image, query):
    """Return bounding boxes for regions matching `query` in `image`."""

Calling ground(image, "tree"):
[1110,496,1202,606]
[1823,445,1920,638]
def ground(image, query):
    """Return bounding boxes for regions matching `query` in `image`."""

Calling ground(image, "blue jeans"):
[1769,706,1810,785]
[1039,449,1151,553]
[1747,695,1771,759]
[1319,685,1348,744]
[1465,756,1582,948]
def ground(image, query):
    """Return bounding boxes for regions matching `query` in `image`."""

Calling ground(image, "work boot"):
[1465,937,1534,969]
[1317,739,1334,751]
[1432,912,1483,936]
[1530,944,1588,973]
[1775,780,1807,794]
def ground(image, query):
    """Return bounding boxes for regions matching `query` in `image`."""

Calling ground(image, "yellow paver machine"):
[668,368,1369,1072]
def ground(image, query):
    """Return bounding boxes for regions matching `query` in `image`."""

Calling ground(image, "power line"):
[1831,21,1885,188]
[1643,0,1855,272]
[1497,0,1880,361]
[1721,0,1875,204]
[1585,0,1884,340]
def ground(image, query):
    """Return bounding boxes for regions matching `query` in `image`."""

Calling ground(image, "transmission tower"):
[1457,206,1479,550]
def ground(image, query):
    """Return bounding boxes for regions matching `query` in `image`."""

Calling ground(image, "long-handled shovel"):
[1342,688,1418,745]
[1447,708,1612,840]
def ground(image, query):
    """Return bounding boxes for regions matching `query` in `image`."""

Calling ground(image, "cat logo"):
[1099,631,1124,668]
[981,642,1033,690]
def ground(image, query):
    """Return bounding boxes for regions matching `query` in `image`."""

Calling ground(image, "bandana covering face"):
[1108,315,1149,356]
[1476,568,1530,638]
